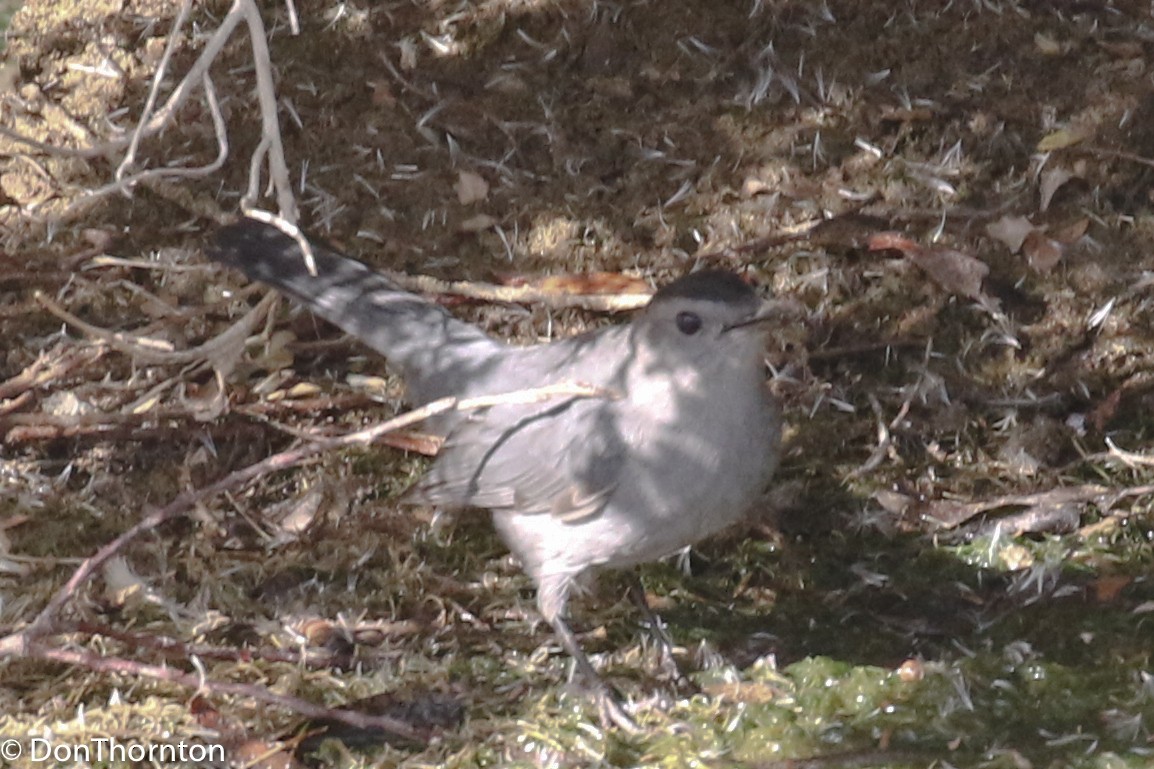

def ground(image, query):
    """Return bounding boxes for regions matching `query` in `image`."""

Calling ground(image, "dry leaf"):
[999,543,1033,571]
[1078,516,1119,540]
[82,228,115,250]
[103,556,147,608]
[1022,230,1063,273]
[272,488,324,537]
[986,215,1036,253]
[872,489,913,517]
[381,429,444,455]
[869,232,989,301]
[1091,575,1132,603]
[1098,40,1143,59]
[458,213,497,233]
[866,231,920,255]
[1039,166,1076,211]
[284,381,322,399]
[367,79,397,108]
[455,170,489,205]
[1051,217,1089,244]
[896,658,925,682]
[1034,31,1062,55]
[742,176,771,197]
[1037,128,1087,152]
[398,37,418,70]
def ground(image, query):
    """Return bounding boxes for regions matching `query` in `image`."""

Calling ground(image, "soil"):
[2,0,1154,767]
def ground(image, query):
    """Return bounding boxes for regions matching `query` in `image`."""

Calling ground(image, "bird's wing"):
[407,397,625,522]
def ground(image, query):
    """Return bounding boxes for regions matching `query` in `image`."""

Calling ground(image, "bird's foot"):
[656,650,700,696]
[591,683,640,733]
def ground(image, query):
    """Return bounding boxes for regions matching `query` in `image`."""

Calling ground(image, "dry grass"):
[2,0,1154,767]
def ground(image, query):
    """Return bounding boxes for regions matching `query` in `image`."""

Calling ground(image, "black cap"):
[652,270,757,304]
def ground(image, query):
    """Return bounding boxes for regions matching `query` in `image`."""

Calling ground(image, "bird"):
[209,217,782,729]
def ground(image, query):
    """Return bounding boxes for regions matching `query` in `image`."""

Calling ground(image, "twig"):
[1075,145,1154,170]
[71,621,416,668]
[388,272,653,312]
[0,382,610,741]
[0,345,105,400]
[237,0,298,222]
[921,482,1154,531]
[5,0,297,224]
[35,646,426,744]
[1105,437,1154,468]
[2,381,611,648]
[1,410,272,444]
[242,209,317,275]
[116,0,195,186]
[846,392,913,480]
[33,290,276,366]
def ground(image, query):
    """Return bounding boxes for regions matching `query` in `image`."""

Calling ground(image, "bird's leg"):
[548,615,640,732]
[626,574,699,693]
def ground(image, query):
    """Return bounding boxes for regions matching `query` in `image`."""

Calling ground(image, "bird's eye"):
[675,311,702,335]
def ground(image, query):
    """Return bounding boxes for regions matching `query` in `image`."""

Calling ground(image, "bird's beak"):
[722,299,792,333]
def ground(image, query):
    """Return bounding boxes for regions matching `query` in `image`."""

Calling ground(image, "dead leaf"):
[103,556,147,608]
[1037,128,1087,152]
[742,176,771,197]
[867,231,920,256]
[896,658,925,682]
[397,37,418,70]
[869,232,990,302]
[1051,217,1089,244]
[986,215,1036,253]
[300,617,337,646]
[1078,516,1119,540]
[872,489,913,517]
[1034,31,1062,55]
[999,543,1033,571]
[920,486,1105,530]
[367,79,396,108]
[271,487,324,537]
[914,248,989,301]
[1022,230,1063,273]
[1039,166,1076,211]
[455,170,489,205]
[458,213,497,233]
[1098,40,1143,59]
[1091,575,1132,603]
[1089,387,1123,432]
[282,382,321,399]
[382,429,444,455]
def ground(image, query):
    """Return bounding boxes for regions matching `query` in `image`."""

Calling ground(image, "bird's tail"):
[209,218,504,403]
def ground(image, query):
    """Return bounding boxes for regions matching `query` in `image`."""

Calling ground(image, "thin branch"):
[33,290,276,366]
[116,0,195,186]
[238,0,298,222]
[2,381,611,649]
[35,646,426,745]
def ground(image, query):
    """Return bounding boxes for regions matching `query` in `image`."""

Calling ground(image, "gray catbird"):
[210,218,782,728]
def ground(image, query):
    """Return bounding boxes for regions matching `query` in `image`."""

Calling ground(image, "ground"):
[1,0,1154,767]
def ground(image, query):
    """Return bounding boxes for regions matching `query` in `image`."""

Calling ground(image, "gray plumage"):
[211,218,782,727]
